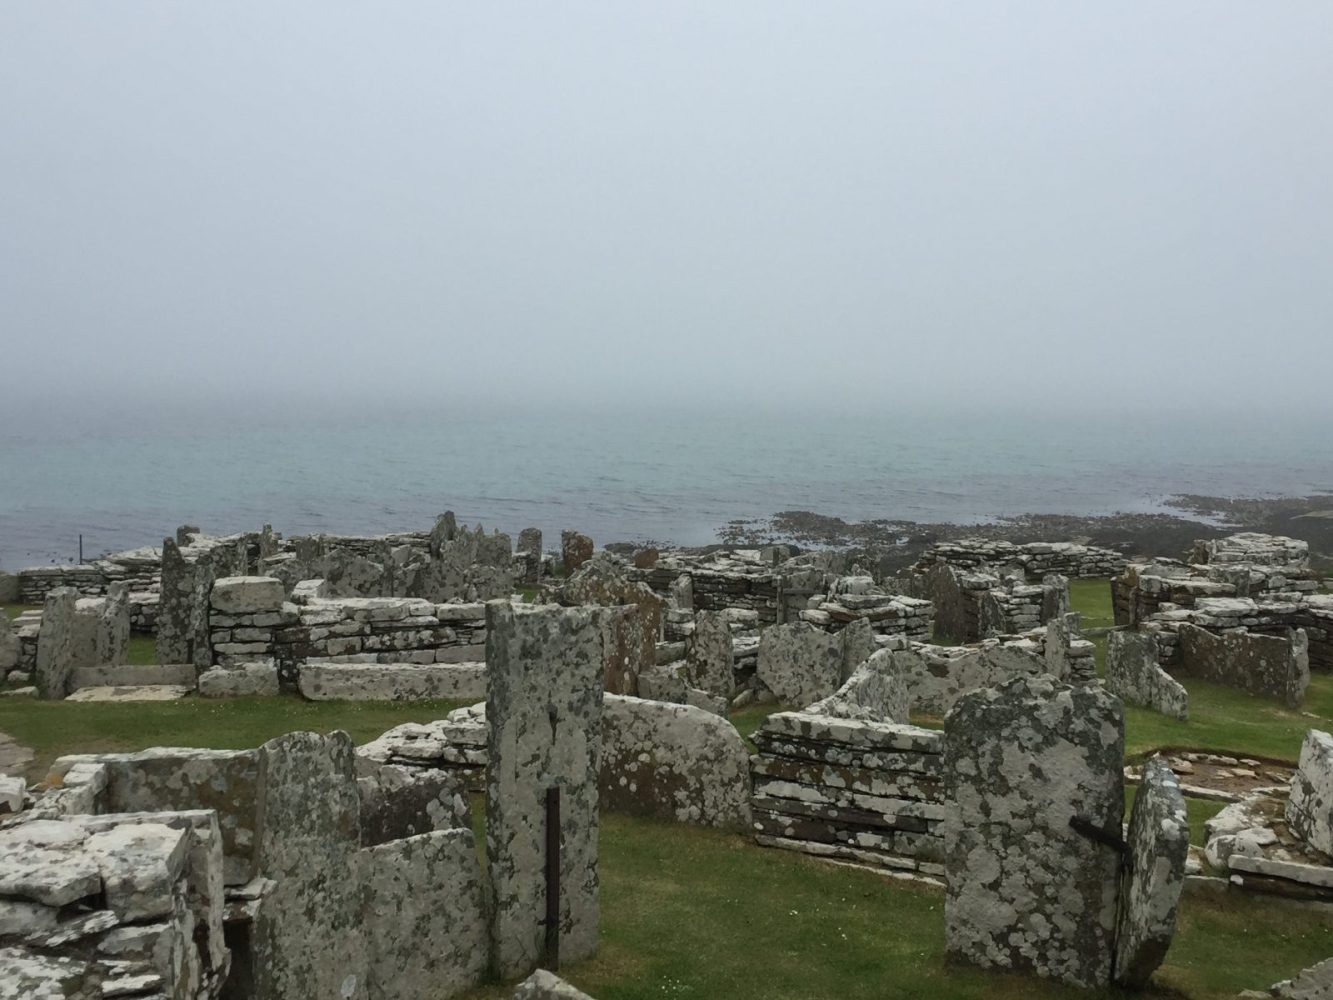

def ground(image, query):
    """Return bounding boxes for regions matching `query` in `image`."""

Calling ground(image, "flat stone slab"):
[0,730,34,775]
[70,663,196,690]
[298,662,485,701]
[65,685,193,702]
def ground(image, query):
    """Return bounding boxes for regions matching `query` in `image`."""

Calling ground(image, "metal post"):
[78,534,83,564]
[544,785,561,969]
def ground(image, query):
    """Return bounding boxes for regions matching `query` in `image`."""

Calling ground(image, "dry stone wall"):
[750,712,945,875]
[1178,623,1309,708]
[1106,629,1188,720]
[1287,729,1333,856]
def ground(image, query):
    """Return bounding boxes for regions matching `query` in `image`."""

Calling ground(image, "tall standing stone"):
[252,731,366,1000]
[35,587,79,699]
[1106,630,1188,721]
[517,528,543,586]
[97,582,131,666]
[0,611,19,674]
[157,538,194,665]
[486,603,607,980]
[1114,755,1189,989]
[944,674,1124,989]
[685,611,732,699]
[755,622,843,707]
[670,574,693,612]
[561,531,594,577]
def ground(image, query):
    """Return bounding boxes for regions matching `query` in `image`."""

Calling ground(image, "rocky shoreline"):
[711,494,1333,570]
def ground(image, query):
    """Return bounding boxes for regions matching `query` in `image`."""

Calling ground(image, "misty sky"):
[2,3,1330,412]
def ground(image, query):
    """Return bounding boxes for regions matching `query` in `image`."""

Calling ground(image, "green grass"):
[453,812,1333,1000]
[1068,578,1114,629]
[0,695,471,782]
[4,603,36,620]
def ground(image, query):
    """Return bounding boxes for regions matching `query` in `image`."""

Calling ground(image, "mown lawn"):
[451,811,1333,1000]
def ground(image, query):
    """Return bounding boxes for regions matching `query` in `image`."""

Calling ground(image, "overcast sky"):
[2,3,1330,413]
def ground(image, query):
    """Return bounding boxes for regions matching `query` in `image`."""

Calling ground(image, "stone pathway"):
[0,728,34,776]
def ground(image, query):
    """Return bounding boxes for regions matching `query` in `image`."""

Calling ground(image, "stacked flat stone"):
[629,552,783,625]
[1142,595,1333,675]
[918,538,1126,578]
[1194,532,1309,568]
[358,704,489,789]
[0,810,230,999]
[879,636,1046,716]
[750,712,946,877]
[799,588,933,640]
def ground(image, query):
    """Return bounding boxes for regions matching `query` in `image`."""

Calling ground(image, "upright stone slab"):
[1044,611,1082,680]
[355,829,488,1000]
[1106,630,1188,721]
[1287,729,1333,856]
[561,531,594,576]
[486,603,606,980]
[35,588,78,699]
[560,558,663,694]
[805,659,910,723]
[756,622,842,707]
[1114,755,1188,989]
[944,674,1124,989]
[96,582,131,666]
[1179,623,1309,708]
[252,731,366,1000]
[156,538,193,665]
[670,573,693,611]
[517,528,543,586]
[840,617,877,681]
[685,611,732,699]
[0,612,19,674]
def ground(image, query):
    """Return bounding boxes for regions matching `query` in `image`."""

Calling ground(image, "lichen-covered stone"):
[297,662,485,701]
[880,638,1045,716]
[684,610,732,699]
[211,576,286,615]
[756,622,843,707]
[355,830,488,1000]
[356,764,468,846]
[511,969,598,999]
[198,662,280,698]
[35,588,78,700]
[1178,623,1308,708]
[1262,957,1333,998]
[805,659,910,723]
[486,603,606,980]
[600,695,750,830]
[252,731,366,1000]
[943,674,1124,989]
[96,583,130,667]
[0,613,19,673]
[1114,756,1188,988]
[561,531,594,576]
[1287,729,1333,856]
[156,538,193,666]
[1106,630,1188,721]
[559,557,663,695]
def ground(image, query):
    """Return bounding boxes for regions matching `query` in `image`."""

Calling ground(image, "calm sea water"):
[2,403,1330,568]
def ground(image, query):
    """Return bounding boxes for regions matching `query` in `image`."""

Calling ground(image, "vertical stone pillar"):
[517,528,543,586]
[486,602,607,981]
[35,587,79,699]
[943,674,1124,988]
[157,537,194,665]
[685,611,732,699]
[560,531,594,577]
[97,582,131,666]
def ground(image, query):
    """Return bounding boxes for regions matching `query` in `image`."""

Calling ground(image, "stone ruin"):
[942,675,1188,990]
[30,585,133,700]
[1105,628,1189,720]
[0,601,616,998]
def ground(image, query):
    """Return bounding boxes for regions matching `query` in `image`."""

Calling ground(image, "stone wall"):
[1105,629,1188,720]
[916,538,1125,578]
[1177,623,1308,708]
[1286,729,1333,856]
[749,712,945,876]
[877,634,1049,716]
[755,620,878,707]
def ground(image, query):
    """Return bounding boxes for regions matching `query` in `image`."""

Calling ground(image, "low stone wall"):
[749,712,946,876]
[1177,623,1308,708]
[917,539,1125,578]
[877,635,1049,716]
[206,578,490,697]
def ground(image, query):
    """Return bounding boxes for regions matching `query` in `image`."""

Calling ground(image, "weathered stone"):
[96,583,131,666]
[805,659,910,723]
[356,765,468,846]
[560,558,663,695]
[486,603,605,980]
[34,588,78,700]
[1261,957,1333,998]
[879,639,1046,717]
[669,574,693,611]
[355,830,488,1000]
[198,662,280,698]
[211,576,285,615]
[600,695,751,830]
[83,822,190,922]
[517,528,543,586]
[156,538,193,666]
[0,775,24,814]
[1287,729,1333,856]
[0,614,18,673]
[0,822,100,906]
[1114,756,1189,988]
[1179,623,1308,708]
[684,610,732,699]
[944,675,1124,988]
[561,531,594,576]
[511,970,598,999]
[1106,630,1188,721]
[756,622,842,707]
[298,662,485,702]
[252,731,366,1000]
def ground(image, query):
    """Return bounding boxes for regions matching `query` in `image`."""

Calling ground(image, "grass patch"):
[1124,785,1227,847]
[4,603,37,620]
[1068,578,1114,629]
[0,696,470,782]
[453,811,1333,1000]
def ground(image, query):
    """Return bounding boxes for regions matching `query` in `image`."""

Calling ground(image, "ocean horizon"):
[2,400,1330,568]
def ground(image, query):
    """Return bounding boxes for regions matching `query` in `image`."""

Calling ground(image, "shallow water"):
[2,402,1329,567]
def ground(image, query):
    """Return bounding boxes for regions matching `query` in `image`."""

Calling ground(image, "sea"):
[2,401,1330,569]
